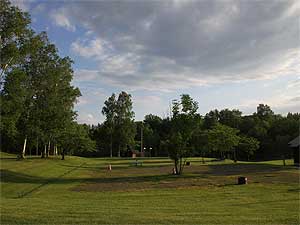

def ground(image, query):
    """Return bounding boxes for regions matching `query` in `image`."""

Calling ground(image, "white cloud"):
[239,91,300,115]
[133,95,167,119]
[11,0,34,11]
[50,8,75,32]
[71,38,106,59]
[54,0,299,91]
[74,69,99,82]
[77,113,98,125]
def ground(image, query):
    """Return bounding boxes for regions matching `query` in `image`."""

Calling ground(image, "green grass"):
[1,153,299,224]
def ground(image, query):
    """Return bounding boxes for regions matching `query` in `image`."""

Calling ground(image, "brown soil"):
[72,164,299,192]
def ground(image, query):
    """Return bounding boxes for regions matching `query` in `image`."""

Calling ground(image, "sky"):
[12,0,300,124]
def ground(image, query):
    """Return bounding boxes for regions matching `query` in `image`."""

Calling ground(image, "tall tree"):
[112,92,136,157]
[0,0,32,87]
[102,93,117,157]
[1,2,81,158]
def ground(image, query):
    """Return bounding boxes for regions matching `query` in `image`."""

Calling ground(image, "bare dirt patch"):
[71,163,299,192]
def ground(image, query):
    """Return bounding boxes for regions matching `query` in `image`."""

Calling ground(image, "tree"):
[275,135,291,166]
[206,124,240,161]
[238,136,260,161]
[58,123,96,160]
[191,129,208,163]
[167,94,200,174]
[165,132,188,175]
[102,93,117,157]
[219,109,242,129]
[0,69,28,154]
[1,2,80,158]
[203,109,219,129]
[256,104,274,119]
[0,0,32,87]
[114,92,136,157]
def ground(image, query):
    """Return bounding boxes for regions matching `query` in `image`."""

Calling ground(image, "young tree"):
[165,132,187,175]
[167,94,200,175]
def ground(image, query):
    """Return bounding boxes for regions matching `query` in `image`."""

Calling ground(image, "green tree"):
[0,0,32,86]
[203,109,219,129]
[167,94,200,174]
[102,93,117,157]
[238,135,260,161]
[1,2,80,158]
[115,91,136,157]
[165,132,187,175]
[256,104,274,119]
[219,109,242,128]
[206,124,240,161]
[58,123,96,160]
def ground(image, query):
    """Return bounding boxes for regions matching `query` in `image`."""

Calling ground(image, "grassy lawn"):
[1,152,299,224]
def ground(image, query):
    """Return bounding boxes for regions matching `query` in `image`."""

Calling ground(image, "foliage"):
[58,123,96,159]
[101,91,136,157]
[0,0,87,158]
[166,94,200,174]
[238,135,260,161]
[206,124,240,159]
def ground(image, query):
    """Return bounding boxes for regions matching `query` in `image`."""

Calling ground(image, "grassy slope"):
[0,153,299,224]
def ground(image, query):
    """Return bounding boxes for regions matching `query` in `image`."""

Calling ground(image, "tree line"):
[89,93,299,174]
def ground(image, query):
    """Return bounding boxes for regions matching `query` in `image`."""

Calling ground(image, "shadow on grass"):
[1,168,176,185]
[202,163,298,176]
[1,163,297,185]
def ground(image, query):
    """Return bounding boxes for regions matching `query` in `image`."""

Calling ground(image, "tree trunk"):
[54,145,58,155]
[36,137,39,156]
[118,145,121,157]
[110,133,113,158]
[179,157,185,175]
[174,159,179,175]
[234,149,237,163]
[46,140,50,158]
[20,137,27,159]
[61,149,65,160]
[41,145,46,158]
[247,154,250,161]
[282,154,286,166]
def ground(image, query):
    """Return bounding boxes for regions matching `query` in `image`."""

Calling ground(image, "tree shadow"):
[201,163,298,176]
[0,169,176,185]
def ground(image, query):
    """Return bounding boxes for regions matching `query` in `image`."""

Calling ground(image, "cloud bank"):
[49,0,300,91]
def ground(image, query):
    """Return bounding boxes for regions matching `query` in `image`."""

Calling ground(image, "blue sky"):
[12,0,300,124]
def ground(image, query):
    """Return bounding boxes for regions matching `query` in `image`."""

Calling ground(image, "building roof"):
[288,136,300,148]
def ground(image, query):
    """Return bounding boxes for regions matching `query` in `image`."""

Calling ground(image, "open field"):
[1,152,299,224]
